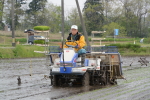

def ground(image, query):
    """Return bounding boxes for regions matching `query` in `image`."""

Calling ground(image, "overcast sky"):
[48,0,86,12]
[24,0,86,15]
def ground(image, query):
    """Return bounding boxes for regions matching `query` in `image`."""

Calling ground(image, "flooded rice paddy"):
[0,57,150,100]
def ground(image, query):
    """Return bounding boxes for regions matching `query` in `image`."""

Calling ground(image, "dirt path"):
[0,57,150,100]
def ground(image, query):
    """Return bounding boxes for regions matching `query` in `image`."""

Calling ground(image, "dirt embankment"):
[0,57,150,100]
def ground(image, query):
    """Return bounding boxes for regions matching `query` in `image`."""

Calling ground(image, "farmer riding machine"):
[48,43,124,86]
[48,0,124,86]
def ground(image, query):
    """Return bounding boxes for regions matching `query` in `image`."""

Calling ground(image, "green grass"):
[16,38,27,43]
[0,43,149,58]
[0,31,150,58]
[0,44,12,47]
[15,38,62,44]
[0,45,45,59]
[106,43,150,56]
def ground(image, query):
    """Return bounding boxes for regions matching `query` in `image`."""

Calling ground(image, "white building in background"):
[4,25,10,31]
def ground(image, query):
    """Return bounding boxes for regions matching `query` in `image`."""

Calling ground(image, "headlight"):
[72,68,86,72]
[52,68,60,72]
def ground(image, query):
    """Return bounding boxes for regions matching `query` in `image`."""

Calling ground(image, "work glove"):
[75,45,79,48]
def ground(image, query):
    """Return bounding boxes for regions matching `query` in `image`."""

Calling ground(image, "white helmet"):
[71,25,78,30]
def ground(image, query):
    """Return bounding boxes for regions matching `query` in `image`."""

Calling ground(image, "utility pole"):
[75,0,90,46]
[61,0,66,70]
[61,0,64,41]
[11,0,15,46]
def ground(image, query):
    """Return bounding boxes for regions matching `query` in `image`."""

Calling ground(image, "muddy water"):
[0,57,150,100]
[121,56,150,70]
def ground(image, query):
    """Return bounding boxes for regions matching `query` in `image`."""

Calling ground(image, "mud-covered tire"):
[82,72,89,86]
[52,75,58,86]
[28,41,33,45]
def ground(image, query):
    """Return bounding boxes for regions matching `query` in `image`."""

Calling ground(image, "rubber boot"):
[81,54,86,67]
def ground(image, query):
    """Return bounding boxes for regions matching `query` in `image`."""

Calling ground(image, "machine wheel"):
[28,41,33,45]
[89,72,94,86]
[52,75,59,86]
[82,72,89,86]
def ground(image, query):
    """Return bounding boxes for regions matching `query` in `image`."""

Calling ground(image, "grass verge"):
[0,45,45,59]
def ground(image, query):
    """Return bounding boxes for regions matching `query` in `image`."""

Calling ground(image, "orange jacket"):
[64,32,86,52]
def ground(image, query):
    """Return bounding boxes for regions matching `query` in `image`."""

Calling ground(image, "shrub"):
[133,44,141,48]
[13,49,18,57]
[34,40,45,44]
[16,38,27,43]
[144,37,150,43]
[125,44,132,48]
[108,43,123,48]
[108,43,140,49]
[12,45,44,58]
[0,52,2,58]
[0,48,14,58]
[50,39,61,42]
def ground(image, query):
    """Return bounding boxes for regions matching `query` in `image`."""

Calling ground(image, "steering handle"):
[65,40,78,48]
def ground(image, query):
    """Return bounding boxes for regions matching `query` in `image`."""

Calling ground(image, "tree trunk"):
[0,0,5,29]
